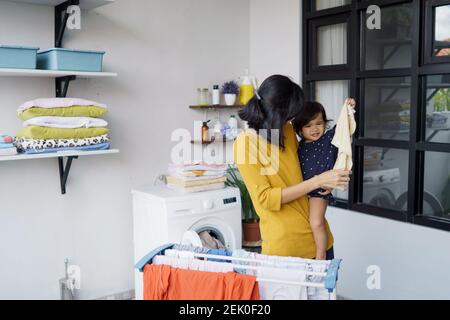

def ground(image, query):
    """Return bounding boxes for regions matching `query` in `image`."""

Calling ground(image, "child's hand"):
[319,188,333,196]
[345,98,356,109]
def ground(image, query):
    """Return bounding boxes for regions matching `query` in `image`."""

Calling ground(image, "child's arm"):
[309,197,329,260]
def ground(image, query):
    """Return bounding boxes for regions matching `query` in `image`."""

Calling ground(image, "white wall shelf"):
[0,68,117,78]
[2,0,115,10]
[0,149,119,162]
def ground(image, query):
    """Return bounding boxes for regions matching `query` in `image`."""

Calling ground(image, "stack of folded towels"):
[15,98,110,154]
[167,162,228,193]
[0,134,18,156]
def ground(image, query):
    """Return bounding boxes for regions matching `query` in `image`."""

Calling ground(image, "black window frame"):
[423,0,450,65]
[302,0,450,232]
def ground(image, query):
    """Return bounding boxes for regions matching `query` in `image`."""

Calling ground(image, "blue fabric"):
[326,247,334,260]
[208,248,232,262]
[135,243,175,272]
[298,125,338,203]
[0,143,15,149]
[172,244,210,254]
[324,258,342,293]
[23,142,110,154]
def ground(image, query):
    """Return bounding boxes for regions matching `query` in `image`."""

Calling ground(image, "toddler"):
[294,98,356,260]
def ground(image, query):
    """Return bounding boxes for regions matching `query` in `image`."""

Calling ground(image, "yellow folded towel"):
[166,176,227,188]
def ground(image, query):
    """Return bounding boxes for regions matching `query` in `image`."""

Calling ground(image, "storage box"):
[37,48,105,72]
[0,45,39,69]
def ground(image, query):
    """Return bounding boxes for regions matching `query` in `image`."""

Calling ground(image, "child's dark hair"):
[292,101,331,134]
[238,75,305,148]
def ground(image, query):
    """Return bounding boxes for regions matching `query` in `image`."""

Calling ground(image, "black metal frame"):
[302,0,450,232]
[423,0,450,65]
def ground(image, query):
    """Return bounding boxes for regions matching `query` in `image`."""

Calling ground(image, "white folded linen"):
[23,116,108,129]
[0,148,18,156]
[18,98,107,113]
[257,266,308,300]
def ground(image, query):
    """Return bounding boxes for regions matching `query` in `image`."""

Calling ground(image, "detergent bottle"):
[239,69,256,105]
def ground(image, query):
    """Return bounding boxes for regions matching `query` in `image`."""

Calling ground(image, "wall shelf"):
[0,0,118,194]
[0,68,117,78]
[2,0,115,10]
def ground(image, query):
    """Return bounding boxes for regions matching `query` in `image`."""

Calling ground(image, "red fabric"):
[143,264,260,300]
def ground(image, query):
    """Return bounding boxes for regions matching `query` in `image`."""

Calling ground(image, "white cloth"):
[332,102,356,171]
[152,254,234,273]
[23,116,108,129]
[0,148,18,156]
[18,98,107,113]
[257,266,308,300]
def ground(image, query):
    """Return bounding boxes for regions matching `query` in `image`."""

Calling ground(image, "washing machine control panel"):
[203,200,214,210]
[223,197,237,205]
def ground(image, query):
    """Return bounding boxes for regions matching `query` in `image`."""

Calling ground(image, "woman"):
[233,75,351,259]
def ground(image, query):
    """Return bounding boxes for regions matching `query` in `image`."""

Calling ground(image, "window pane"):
[315,0,350,11]
[425,74,450,143]
[317,23,347,66]
[314,80,350,201]
[363,3,413,70]
[364,77,411,140]
[363,147,409,211]
[424,152,450,220]
[434,5,450,57]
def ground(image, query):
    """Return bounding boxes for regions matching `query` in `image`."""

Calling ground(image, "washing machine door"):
[186,217,239,250]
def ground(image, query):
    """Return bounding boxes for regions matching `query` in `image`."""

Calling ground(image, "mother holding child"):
[233,75,355,260]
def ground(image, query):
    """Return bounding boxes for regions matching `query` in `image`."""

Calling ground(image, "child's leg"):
[309,197,329,260]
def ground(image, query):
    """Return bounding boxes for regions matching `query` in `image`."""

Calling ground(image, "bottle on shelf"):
[228,115,238,130]
[202,120,211,143]
[212,85,220,105]
[239,69,256,105]
[197,88,210,106]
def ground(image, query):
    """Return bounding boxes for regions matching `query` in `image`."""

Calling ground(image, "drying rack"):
[136,244,342,300]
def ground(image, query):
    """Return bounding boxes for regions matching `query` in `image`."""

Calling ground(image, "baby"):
[294,98,356,260]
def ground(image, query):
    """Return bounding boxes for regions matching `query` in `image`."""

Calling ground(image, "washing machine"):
[363,168,401,209]
[131,185,242,300]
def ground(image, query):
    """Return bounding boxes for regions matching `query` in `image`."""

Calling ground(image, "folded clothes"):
[0,143,15,149]
[18,106,108,121]
[0,135,13,144]
[169,162,228,172]
[167,182,225,193]
[22,142,110,155]
[166,176,227,188]
[16,126,109,140]
[15,134,109,151]
[0,148,18,156]
[23,116,108,129]
[18,98,107,114]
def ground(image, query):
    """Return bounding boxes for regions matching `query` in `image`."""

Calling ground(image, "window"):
[303,0,450,231]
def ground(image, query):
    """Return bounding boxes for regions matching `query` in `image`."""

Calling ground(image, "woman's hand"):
[315,169,351,191]
[345,98,356,109]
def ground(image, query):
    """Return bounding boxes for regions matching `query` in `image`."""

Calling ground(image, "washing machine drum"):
[181,217,238,250]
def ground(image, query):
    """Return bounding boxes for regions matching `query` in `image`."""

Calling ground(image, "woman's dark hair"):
[238,75,305,148]
[292,101,331,135]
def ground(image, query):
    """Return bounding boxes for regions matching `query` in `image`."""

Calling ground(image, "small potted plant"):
[222,81,240,106]
[225,166,261,243]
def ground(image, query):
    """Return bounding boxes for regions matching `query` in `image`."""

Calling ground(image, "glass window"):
[363,3,413,70]
[314,80,350,201]
[317,23,347,66]
[362,147,409,211]
[423,151,450,220]
[315,0,351,11]
[425,74,450,143]
[364,77,411,140]
[434,4,450,58]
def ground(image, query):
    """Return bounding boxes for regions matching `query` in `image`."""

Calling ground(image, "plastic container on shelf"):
[37,48,105,72]
[0,45,40,69]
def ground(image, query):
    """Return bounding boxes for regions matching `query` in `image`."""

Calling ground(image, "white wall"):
[0,0,249,299]
[249,0,300,85]
[328,207,450,299]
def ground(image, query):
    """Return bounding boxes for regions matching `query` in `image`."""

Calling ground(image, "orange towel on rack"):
[143,264,260,300]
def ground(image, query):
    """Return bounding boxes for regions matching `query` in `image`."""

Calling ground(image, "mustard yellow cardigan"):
[233,123,334,258]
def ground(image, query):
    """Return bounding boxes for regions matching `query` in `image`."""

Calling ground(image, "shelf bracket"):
[58,156,78,195]
[56,75,76,98]
[55,0,80,48]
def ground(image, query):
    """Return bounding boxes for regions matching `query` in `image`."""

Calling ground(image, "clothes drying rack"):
[136,244,342,300]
